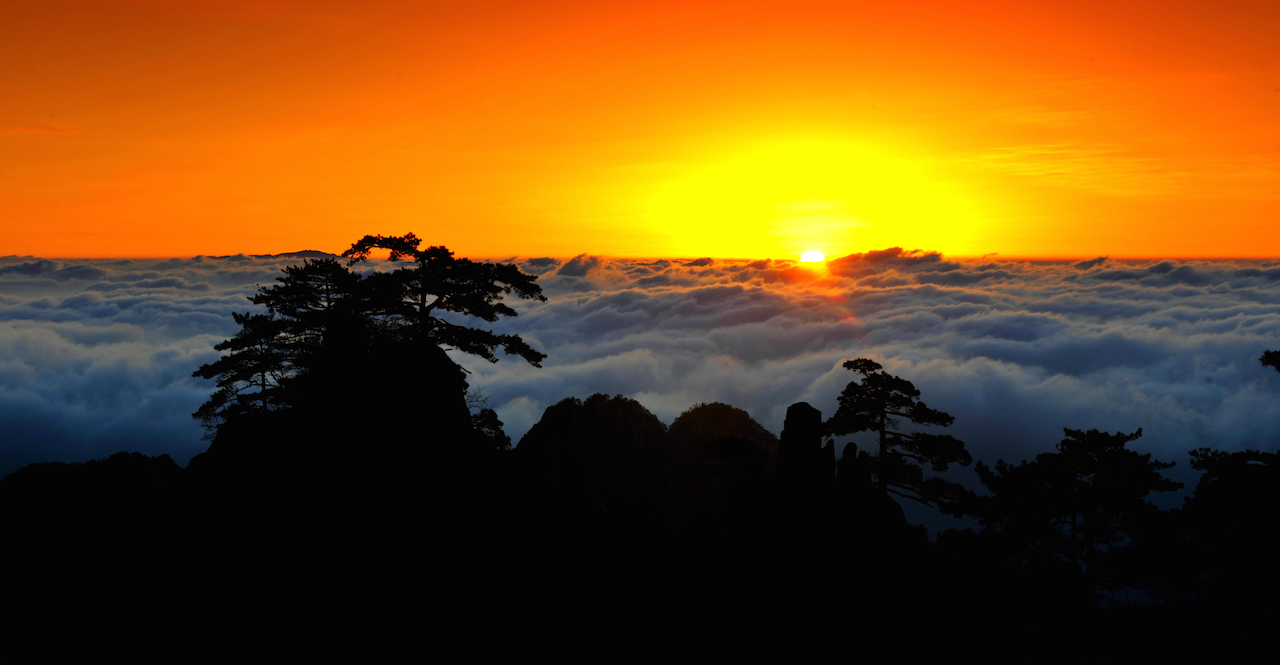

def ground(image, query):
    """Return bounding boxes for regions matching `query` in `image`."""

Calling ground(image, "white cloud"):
[3,251,1280,490]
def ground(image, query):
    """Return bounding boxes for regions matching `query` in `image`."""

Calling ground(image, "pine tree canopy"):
[825,358,972,512]
[192,235,546,435]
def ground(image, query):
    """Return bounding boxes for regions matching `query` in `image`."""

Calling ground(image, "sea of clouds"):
[4,248,1280,510]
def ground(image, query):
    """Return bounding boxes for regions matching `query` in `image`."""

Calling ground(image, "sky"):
[4,3,1280,531]
[4,251,1280,523]
[4,0,1279,259]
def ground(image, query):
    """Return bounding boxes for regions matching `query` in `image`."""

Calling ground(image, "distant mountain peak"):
[259,250,340,259]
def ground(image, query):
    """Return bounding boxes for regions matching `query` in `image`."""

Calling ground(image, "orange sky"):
[3,0,1278,259]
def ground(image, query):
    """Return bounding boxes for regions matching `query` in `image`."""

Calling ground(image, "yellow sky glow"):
[644,139,987,259]
[3,1,1279,259]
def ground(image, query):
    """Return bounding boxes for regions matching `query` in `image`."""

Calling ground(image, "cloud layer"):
[5,250,1280,506]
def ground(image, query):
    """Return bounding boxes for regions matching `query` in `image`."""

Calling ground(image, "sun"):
[800,250,825,263]
[646,137,984,259]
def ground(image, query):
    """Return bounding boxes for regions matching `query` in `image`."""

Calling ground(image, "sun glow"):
[646,138,984,259]
[800,250,825,263]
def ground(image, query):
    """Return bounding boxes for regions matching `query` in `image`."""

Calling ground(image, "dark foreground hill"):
[5,346,1280,652]
[7,395,1276,638]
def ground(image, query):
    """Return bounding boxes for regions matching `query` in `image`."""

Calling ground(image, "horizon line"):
[8,251,1280,263]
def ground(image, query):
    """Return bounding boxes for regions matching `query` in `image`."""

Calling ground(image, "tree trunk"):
[878,411,887,492]
[419,282,428,343]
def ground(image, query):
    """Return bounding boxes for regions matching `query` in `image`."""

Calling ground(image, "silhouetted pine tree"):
[973,428,1181,599]
[825,358,972,514]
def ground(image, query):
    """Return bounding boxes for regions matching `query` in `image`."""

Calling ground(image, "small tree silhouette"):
[825,358,972,511]
[1262,349,1280,374]
[191,312,291,435]
[974,428,1180,591]
[1179,447,1280,602]
[192,258,367,434]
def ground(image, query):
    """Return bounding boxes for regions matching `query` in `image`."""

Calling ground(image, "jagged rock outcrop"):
[776,401,833,508]
[186,342,480,539]
[834,442,915,548]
